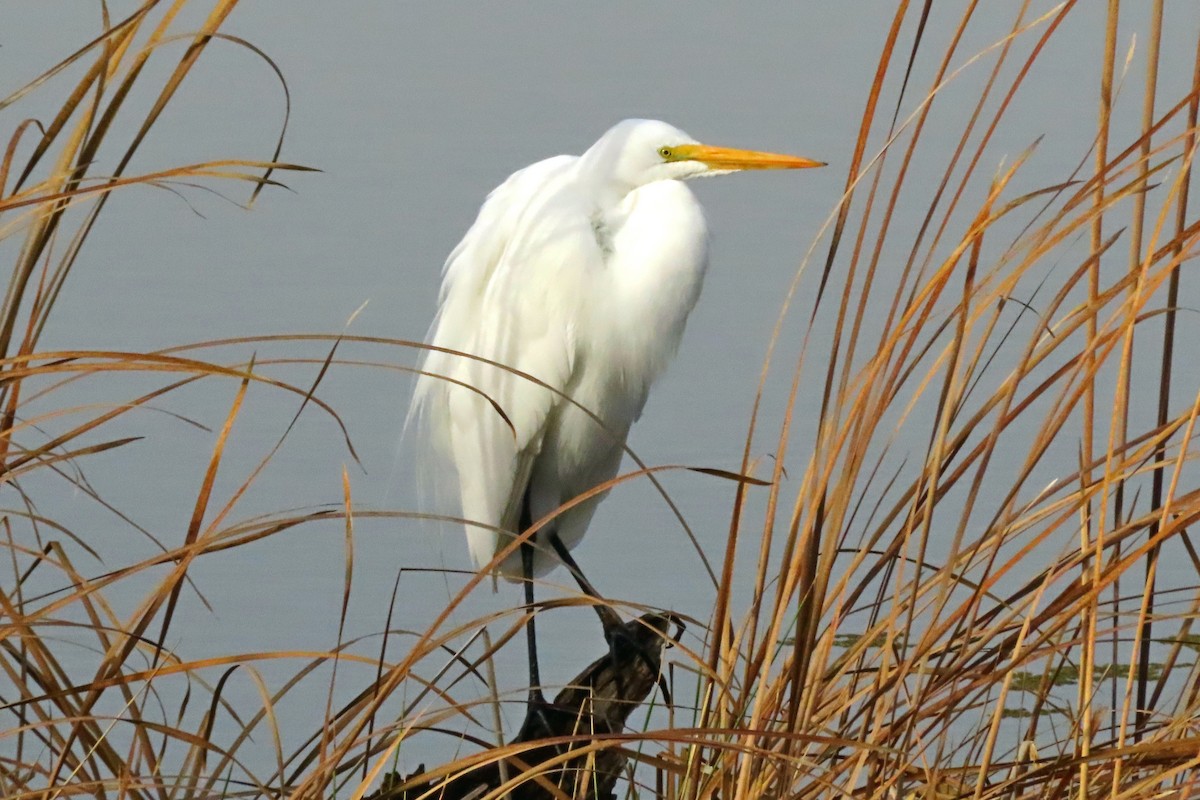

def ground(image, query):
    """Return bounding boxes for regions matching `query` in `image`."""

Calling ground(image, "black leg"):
[516,494,561,742]
[519,498,546,708]
[545,531,623,634]
[545,531,670,704]
[521,538,546,706]
[520,499,670,718]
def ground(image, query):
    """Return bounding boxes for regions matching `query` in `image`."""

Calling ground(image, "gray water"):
[4,0,1200,788]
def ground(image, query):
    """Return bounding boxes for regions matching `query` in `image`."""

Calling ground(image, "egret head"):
[582,118,825,194]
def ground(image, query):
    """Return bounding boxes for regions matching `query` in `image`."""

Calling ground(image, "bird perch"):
[371,612,681,800]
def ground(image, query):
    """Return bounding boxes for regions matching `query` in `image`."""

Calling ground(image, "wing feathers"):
[411,155,596,572]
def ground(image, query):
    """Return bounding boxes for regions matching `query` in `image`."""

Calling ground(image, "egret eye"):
[658,146,673,159]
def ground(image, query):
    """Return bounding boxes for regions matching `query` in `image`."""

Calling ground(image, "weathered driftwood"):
[371,612,681,800]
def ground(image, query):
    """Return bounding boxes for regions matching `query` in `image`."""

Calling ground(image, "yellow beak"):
[673,143,826,171]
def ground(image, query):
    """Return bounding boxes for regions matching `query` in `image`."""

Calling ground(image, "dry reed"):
[2,2,1198,799]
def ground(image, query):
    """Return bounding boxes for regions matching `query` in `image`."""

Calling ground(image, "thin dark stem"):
[1140,1,1196,738]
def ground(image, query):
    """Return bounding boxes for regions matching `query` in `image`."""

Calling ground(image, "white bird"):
[408,119,822,702]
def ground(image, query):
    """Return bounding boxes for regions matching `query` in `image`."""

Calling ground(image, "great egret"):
[409,118,823,704]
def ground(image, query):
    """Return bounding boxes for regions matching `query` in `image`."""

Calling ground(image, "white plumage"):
[408,119,822,582]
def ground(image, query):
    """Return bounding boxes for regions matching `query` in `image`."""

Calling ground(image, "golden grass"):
[2,2,1199,799]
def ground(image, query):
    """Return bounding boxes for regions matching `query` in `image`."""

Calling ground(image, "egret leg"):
[545,531,671,703]
[519,502,547,708]
[544,532,623,634]
[515,499,563,742]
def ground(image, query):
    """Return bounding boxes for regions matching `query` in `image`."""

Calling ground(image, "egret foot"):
[518,690,568,743]
[369,614,682,800]
[520,612,681,743]
[544,531,675,705]
[603,616,678,706]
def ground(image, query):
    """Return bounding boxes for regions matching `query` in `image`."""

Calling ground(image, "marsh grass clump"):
[2,2,1199,800]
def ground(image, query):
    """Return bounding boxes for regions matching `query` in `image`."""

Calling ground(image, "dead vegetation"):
[2,2,1198,799]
